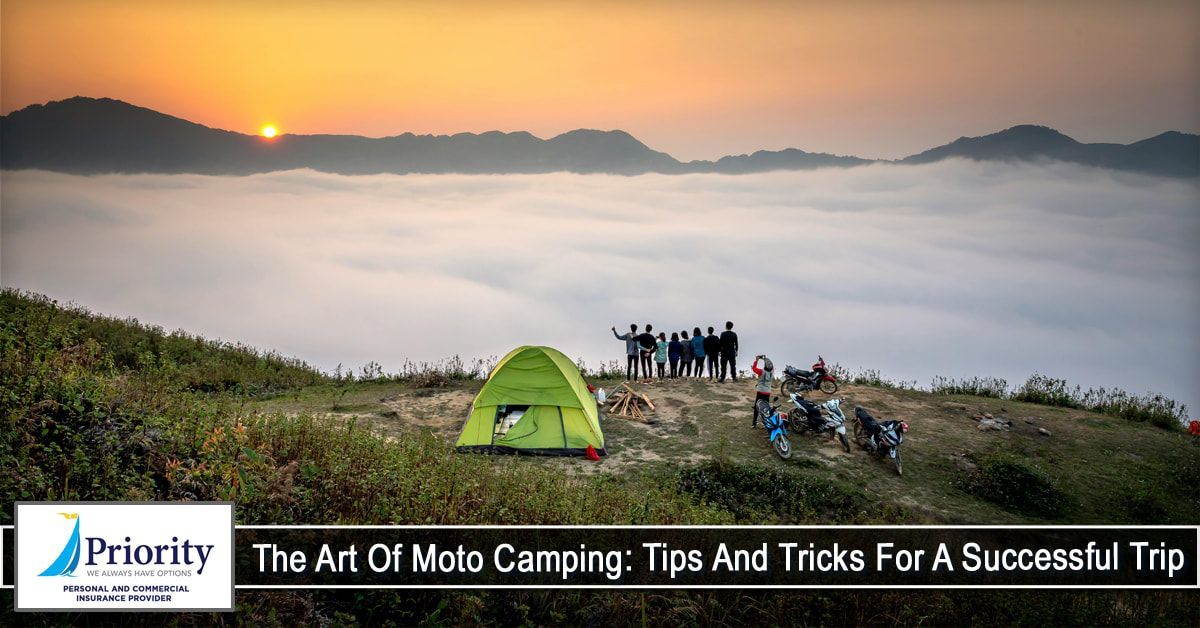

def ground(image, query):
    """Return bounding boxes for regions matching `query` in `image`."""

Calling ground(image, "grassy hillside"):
[2,289,1196,626]
[253,374,1199,526]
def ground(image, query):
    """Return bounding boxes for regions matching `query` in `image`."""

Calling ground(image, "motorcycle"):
[852,406,908,476]
[789,394,850,452]
[780,355,838,396]
[756,396,793,459]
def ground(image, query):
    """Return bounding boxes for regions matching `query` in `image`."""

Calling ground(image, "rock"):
[954,456,979,473]
[983,413,994,420]
[977,418,1011,431]
[1023,418,1035,424]
[1038,427,1052,436]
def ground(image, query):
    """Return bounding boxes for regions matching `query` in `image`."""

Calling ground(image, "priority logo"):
[38,513,82,577]
[15,502,234,612]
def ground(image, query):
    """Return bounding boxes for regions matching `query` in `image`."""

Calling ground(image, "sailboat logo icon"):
[38,513,81,577]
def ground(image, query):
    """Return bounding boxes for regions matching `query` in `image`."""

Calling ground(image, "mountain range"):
[1,97,1196,177]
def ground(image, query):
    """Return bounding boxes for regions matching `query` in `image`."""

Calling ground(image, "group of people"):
[611,321,740,382]
[611,321,782,431]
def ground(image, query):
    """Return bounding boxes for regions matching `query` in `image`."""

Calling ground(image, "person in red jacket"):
[749,355,774,428]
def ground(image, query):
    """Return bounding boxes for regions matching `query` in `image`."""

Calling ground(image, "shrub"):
[676,460,906,523]
[1013,373,1080,408]
[957,452,1069,518]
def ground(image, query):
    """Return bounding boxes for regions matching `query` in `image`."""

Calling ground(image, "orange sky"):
[3,0,1197,160]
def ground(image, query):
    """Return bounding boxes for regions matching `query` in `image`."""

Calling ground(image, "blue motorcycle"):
[756,397,793,459]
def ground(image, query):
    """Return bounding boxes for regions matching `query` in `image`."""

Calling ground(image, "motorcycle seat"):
[855,407,883,434]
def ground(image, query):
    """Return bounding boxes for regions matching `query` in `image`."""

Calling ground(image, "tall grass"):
[333,355,498,387]
[1,289,327,394]
[930,375,1009,398]
[1013,373,1187,429]
[830,359,1187,430]
[827,364,918,390]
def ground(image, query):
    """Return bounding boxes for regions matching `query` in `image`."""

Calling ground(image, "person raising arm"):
[612,324,640,381]
[750,355,774,428]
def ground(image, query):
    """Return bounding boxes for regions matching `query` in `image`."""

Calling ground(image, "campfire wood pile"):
[606,383,655,422]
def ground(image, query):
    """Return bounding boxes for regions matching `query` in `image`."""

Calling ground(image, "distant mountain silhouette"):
[901,124,1198,177]
[2,98,1196,177]
[690,148,870,174]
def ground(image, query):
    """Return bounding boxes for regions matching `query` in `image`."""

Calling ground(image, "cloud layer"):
[3,162,1198,411]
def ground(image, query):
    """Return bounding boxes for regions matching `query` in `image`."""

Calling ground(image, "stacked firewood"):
[606,383,655,422]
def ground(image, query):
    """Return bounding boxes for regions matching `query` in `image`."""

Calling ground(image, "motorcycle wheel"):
[780,378,801,397]
[893,450,903,476]
[773,435,793,459]
[852,420,866,447]
[838,431,850,453]
[820,379,839,395]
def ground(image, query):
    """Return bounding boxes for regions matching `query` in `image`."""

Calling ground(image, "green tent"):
[455,345,606,456]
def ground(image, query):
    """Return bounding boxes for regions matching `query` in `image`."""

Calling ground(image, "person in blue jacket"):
[690,327,706,378]
[668,332,683,378]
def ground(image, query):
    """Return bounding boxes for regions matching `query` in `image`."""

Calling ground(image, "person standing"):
[637,324,656,382]
[679,330,694,377]
[667,333,686,379]
[690,327,705,378]
[719,321,739,382]
[668,332,683,378]
[655,332,669,380]
[750,355,774,428]
[703,326,721,380]
[612,324,640,380]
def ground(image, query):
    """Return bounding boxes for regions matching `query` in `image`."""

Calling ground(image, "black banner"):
[233,526,1199,588]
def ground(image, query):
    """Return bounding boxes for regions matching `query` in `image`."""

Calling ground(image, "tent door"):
[494,405,530,438]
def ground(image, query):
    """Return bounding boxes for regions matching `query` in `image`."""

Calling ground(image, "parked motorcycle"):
[789,394,850,452]
[852,406,908,476]
[756,397,793,459]
[780,355,838,396]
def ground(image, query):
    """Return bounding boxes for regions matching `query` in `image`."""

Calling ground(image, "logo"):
[38,512,82,577]
[16,502,234,612]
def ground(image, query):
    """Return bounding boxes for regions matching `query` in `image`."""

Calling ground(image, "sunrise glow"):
[260,125,277,138]
[1,1,1197,159]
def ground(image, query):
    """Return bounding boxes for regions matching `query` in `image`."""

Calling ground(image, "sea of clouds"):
[2,161,1197,412]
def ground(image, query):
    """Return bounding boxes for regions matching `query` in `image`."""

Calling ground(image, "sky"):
[3,163,1198,415]
[2,0,1198,160]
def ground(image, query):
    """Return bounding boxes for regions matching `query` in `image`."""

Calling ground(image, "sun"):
[260,125,277,138]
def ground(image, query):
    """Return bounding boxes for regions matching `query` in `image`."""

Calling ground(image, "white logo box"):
[16,502,234,612]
